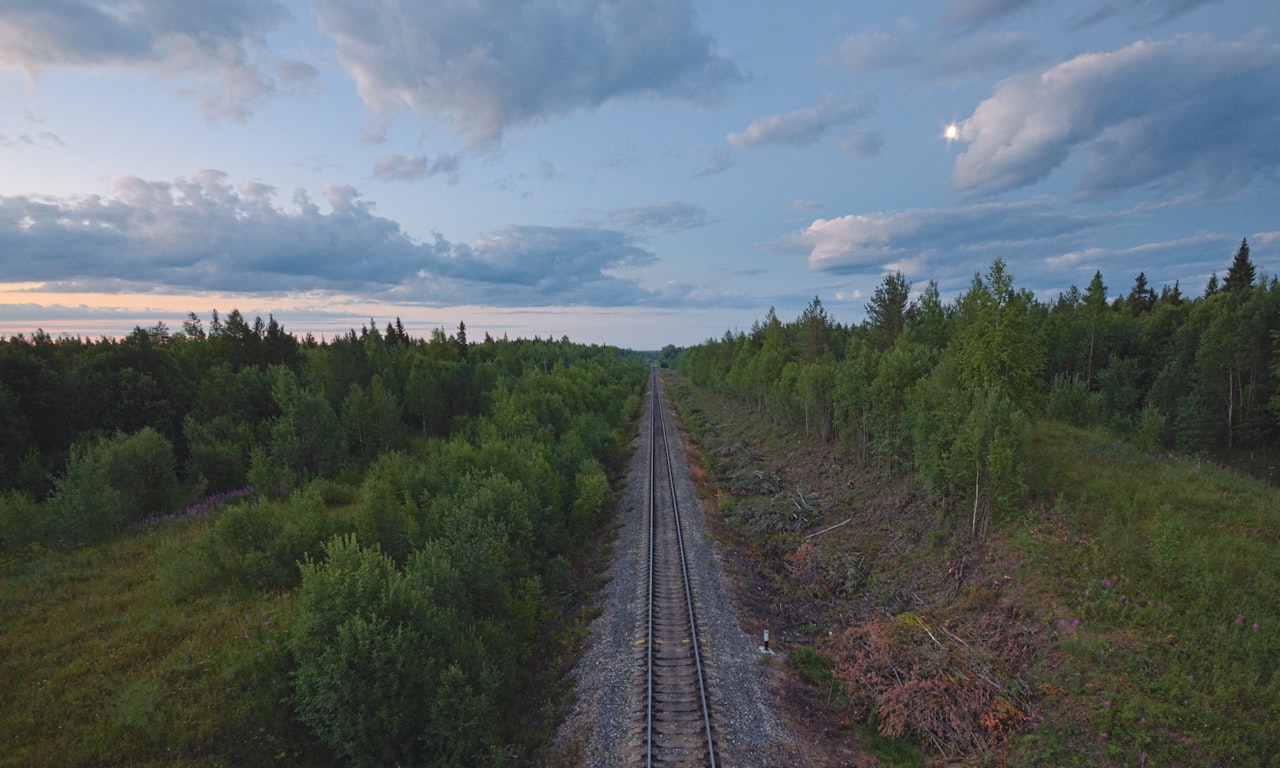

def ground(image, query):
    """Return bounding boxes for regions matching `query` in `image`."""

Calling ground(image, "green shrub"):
[159,484,347,598]
[47,440,127,542]
[47,428,179,542]
[1047,373,1100,426]
[569,458,610,538]
[0,490,47,551]
[101,426,179,520]
[182,416,248,493]
[289,534,499,768]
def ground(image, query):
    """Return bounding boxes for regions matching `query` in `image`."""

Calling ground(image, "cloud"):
[692,146,735,178]
[372,152,461,182]
[836,30,916,76]
[728,98,873,149]
[917,31,1035,83]
[0,0,306,120]
[1,131,65,149]
[311,0,744,146]
[839,130,885,160]
[0,171,684,307]
[952,34,1280,198]
[609,202,712,234]
[777,198,1271,306]
[941,0,1039,27]
[779,200,1120,286]
[411,225,660,306]
[1073,0,1227,28]
[835,28,1033,84]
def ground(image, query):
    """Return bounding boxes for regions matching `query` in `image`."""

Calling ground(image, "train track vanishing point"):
[640,365,717,767]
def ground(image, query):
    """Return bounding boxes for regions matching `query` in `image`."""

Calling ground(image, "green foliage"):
[158,484,349,598]
[0,490,46,552]
[289,534,500,768]
[952,259,1044,410]
[101,426,180,519]
[352,451,425,562]
[47,440,125,541]
[47,428,179,541]
[269,366,346,481]
[866,271,912,352]
[182,415,249,493]
[570,458,611,536]
[1,317,644,765]
[342,374,405,460]
[1046,372,1099,426]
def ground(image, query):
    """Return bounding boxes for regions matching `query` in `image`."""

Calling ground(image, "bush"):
[1046,373,1100,427]
[47,428,179,542]
[182,416,248,493]
[0,490,47,552]
[101,427,179,520]
[47,440,126,542]
[159,483,348,598]
[289,534,500,767]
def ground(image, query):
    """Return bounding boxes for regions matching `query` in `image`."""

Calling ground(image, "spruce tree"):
[1126,272,1156,315]
[1223,238,1255,294]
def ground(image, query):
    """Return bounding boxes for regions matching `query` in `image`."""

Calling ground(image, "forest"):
[0,314,646,766]
[679,239,1280,530]
[672,238,1280,764]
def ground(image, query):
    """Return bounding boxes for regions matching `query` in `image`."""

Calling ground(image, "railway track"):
[639,365,717,767]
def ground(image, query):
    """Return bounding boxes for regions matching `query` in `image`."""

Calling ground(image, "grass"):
[1011,421,1280,765]
[0,521,331,768]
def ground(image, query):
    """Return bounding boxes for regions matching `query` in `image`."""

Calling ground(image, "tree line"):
[1,312,647,765]
[677,240,1279,533]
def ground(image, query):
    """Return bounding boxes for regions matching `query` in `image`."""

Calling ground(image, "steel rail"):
[646,365,716,767]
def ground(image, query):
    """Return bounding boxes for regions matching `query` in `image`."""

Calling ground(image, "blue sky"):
[2,0,1277,349]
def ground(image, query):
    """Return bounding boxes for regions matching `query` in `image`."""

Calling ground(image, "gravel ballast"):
[552,374,795,766]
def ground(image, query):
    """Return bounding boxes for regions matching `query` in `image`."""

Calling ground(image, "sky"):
[1,0,1278,350]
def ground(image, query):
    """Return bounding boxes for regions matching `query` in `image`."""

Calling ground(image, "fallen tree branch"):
[803,516,852,539]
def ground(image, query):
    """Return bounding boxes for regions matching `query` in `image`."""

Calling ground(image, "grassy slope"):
[1016,422,1280,765]
[0,521,330,768]
[666,376,1280,766]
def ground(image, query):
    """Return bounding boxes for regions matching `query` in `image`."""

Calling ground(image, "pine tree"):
[1223,238,1255,294]
[865,272,911,351]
